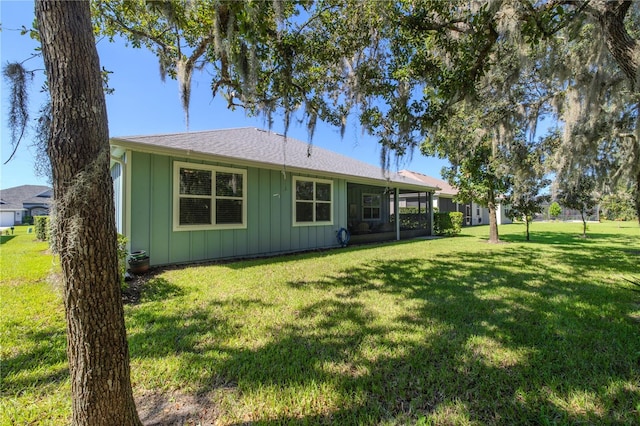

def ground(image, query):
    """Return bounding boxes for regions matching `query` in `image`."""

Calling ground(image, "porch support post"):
[429,192,434,236]
[395,187,400,241]
[418,193,422,229]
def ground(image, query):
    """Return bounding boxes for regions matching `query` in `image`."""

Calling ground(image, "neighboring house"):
[0,185,52,227]
[398,170,512,226]
[110,128,438,266]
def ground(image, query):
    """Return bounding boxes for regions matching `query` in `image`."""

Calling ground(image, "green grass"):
[2,222,639,424]
[0,225,54,283]
[0,226,67,425]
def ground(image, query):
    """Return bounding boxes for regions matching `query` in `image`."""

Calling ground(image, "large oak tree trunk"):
[593,1,640,224]
[635,168,640,225]
[592,0,640,89]
[35,1,141,425]
[487,191,500,244]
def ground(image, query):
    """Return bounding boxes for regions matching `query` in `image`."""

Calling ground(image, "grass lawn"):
[1,222,639,424]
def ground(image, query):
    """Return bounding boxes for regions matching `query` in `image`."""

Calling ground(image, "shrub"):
[391,207,429,230]
[549,202,562,220]
[117,234,128,289]
[600,192,637,222]
[33,216,49,241]
[434,212,463,236]
[399,206,427,214]
[449,212,463,235]
[22,215,34,225]
[433,212,452,235]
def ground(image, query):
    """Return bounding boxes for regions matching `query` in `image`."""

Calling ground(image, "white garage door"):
[0,211,15,227]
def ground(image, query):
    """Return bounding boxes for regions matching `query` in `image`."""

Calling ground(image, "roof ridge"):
[113,127,259,140]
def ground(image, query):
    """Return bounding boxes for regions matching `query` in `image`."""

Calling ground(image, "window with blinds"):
[173,162,247,231]
[293,177,333,226]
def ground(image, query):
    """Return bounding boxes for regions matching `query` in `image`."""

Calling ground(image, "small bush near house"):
[434,212,463,236]
[449,211,463,235]
[34,216,49,241]
[433,212,451,235]
[22,215,34,225]
[117,233,129,289]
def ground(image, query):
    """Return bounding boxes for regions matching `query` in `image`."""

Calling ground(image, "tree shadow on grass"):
[126,240,639,424]
[1,326,68,394]
[220,237,447,271]
[500,230,639,279]
[0,235,16,244]
[501,229,639,246]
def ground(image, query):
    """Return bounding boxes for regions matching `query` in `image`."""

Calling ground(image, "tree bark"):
[487,191,500,243]
[35,1,141,425]
[635,168,640,225]
[588,1,640,224]
[591,0,640,89]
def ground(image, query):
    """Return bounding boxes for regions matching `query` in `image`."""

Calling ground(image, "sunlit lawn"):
[2,222,639,424]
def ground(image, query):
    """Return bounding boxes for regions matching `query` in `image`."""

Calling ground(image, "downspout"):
[395,187,400,241]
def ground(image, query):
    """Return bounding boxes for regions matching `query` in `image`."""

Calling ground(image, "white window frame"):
[362,193,382,220]
[173,161,247,232]
[292,176,333,226]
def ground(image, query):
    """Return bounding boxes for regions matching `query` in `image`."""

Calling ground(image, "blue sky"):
[0,1,448,190]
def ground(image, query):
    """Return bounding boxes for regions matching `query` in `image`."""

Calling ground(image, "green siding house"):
[110,128,437,266]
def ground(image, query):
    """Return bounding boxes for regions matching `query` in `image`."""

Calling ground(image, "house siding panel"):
[219,230,235,258]
[170,231,191,264]
[151,155,171,264]
[279,173,292,251]
[258,168,272,254]
[234,229,248,258]
[130,152,151,255]
[190,231,207,261]
[246,167,261,256]
[128,152,347,266]
[269,170,282,253]
[206,230,220,259]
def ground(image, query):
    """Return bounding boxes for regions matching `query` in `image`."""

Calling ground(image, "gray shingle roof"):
[111,128,437,190]
[399,170,457,197]
[0,185,52,211]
